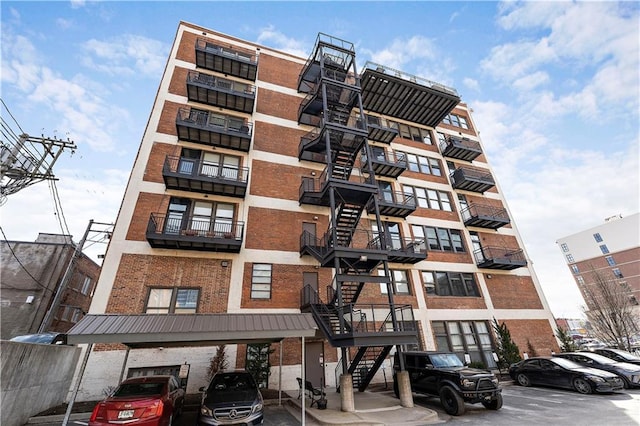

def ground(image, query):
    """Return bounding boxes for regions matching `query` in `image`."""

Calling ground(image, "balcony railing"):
[362,149,407,178]
[383,237,427,264]
[439,136,482,162]
[146,213,244,252]
[367,191,416,218]
[162,155,249,198]
[474,246,527,270]
[300,228,388,269]
[460,203,510,229]
[195,38,258,81]
[175,108,252,152]
[186,71,255,113]
[450,166,495,193]
[299,169,377,207]
[365,115,398,144]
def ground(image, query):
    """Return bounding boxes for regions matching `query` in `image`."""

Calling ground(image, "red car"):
[89,375,185,426]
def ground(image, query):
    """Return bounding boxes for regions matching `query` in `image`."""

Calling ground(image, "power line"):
[0,226,54,294]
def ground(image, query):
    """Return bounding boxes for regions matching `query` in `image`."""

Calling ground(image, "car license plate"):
[118,410,134,419]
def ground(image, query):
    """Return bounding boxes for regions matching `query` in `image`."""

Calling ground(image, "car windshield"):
[608,349,640,361]
[551,357,582,369]
[113,382,164,397]
[209,373,254,392]
[429,353,464,368]
[583,353,616,364]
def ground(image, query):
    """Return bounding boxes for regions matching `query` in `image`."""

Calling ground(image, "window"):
[605,256,616,266]
[442,113,469,129]
[599,244,609,254]
[251,264,272,299]
[403,153,441,176]
[80,276,92,295]
[566,254,574,263]
[571,265,579,274]
[593,233,603,242]
[576,276,585,285]
[422,271,479,297]
[380,269,411,295]
[390,121,432,143]
[560,243,569,252]
[403,185,452,211]
[432,321,496,368]
[412,225,465,253]
[612,268,623,278]
[437,132,447,145]
[166,197,236,236]
[146,288,199,313]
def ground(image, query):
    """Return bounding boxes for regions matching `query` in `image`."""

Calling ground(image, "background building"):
[80,22,558,400]
[0,233,100,339]
[556,213,640,316]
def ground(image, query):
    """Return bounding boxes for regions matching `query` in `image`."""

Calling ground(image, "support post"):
[339,374,355,412]
[396,370,414,408]
[62,343,93,426]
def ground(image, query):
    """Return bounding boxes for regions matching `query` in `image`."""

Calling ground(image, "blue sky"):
[1,1,639,318]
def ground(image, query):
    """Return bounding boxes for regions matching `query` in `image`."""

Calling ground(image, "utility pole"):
[38,220,94,333]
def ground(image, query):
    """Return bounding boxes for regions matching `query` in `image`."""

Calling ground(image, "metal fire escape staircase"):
[297,34,417,392]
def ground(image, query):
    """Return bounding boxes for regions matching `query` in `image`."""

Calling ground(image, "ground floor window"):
[432,320,497,369]
[145,288,199,313]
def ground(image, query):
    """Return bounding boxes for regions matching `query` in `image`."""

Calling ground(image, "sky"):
[1,1,638,319]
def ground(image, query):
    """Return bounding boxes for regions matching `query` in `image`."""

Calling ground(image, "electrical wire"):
[0,97,25,134]
[0,226,54,294]
[50,179,71,236]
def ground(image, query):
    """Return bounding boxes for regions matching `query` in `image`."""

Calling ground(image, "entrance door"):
[303,272,319,302]
[305,341,325,389]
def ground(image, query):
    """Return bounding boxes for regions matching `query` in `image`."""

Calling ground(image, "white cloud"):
[56,18,73,30]
[81,35,168,77]
[463,78,480,92]
[512,71,549,92]
[256,25,309,58]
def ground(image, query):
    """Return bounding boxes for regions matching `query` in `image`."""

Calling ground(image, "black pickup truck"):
[393,351,502,416]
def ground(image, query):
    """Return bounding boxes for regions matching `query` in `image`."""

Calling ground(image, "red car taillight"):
[89,403,106,422]
[140,400,164,418]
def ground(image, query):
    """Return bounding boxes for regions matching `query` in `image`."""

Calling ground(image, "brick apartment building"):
[79,21,559,400]
[557,213,640,320]
[0,233,100,339]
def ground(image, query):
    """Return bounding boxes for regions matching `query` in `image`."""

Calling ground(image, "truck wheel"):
[482,393,503,410]
[439,385,466,416]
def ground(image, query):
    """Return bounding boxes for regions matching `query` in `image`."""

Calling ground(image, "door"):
[303,272,319,301]
[305,341,325,389]
[302,222,316,246]
[165,199,188,234]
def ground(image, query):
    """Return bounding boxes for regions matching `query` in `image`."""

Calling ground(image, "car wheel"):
[516,373,531,387]
[439,385,466,416]
[573,377,593,394]
[482,393,503,410]
[620,376,631,389]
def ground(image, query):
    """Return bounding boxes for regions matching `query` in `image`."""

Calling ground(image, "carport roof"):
[66,313,319,348]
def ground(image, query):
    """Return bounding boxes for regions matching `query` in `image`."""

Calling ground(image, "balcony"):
[365,115,398,144]
[384,237,427,264]
[146,213,243,252]
[195,38,257,81]
[440,136,482,162]
[360,62,460,128]
[300,228,387,270]
[162,155,249,198]
[298,33,356,94]
[461,203,510,229]
[176,108,252,152]
[367,191,416,218]
[474,246,527,270]
[362,150,407,179]
[298,120,368,161]
[450,166,495,193]
[299,171,377,207]
[186,71,255,113]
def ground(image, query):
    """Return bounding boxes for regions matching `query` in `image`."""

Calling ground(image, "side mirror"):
[426,363,434,369]
[199,386,206,392]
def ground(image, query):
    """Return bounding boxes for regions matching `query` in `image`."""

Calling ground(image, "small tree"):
[492,318,522,370]
[582,268,640,351]
[207,345,229,381]
[246,343,274,388]
[526,339,538,357]
[555,326,578,352]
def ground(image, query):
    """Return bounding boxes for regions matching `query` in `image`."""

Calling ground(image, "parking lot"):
[28,384,640,426]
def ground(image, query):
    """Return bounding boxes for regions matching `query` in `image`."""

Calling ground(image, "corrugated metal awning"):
[66,313,319,348]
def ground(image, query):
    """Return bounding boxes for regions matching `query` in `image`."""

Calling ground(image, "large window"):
[599,244,609,254]
[146,288,199,313]
[422,271,479,297]
[403,185,452,211]
[442,113,469,129]
[402,152,442,176]
[432,320,496,368]
[380,269,411,295]
[390,121,433,144]
[593,233,603,242]
[412,225,465,253]
[80,276,92,295]
[251,264,272,299]
[605,256,616,266]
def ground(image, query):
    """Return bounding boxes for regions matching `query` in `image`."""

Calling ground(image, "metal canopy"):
[66,313,319,348]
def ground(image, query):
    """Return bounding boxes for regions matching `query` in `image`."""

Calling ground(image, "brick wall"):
[500,319,559,356]
[157,100,181,137]
[255,88,299,122]
[484,275,543,309]
[252,121,305,157]
[125,192,168,241]
[257,53,303,90]
[425,295,487,310]
[144,142,180,184]
[106,254,231,314]
[249,160,310,201]
[245,207,329,251]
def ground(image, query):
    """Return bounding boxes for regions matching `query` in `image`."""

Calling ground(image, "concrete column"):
[339,374,355,412]
[396,370,414,408]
